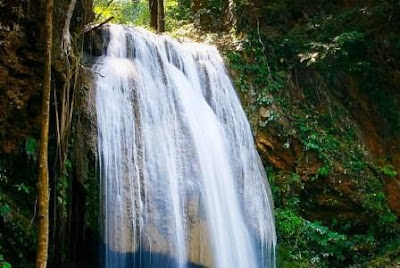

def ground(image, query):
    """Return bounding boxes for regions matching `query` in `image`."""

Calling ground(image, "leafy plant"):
[0,254,12,268]
[25,137,38,161]
[276,208,352,267]
[0,204,11,216]
[13,184,30,194]
[317,165,330,177]
[379,164,398,178]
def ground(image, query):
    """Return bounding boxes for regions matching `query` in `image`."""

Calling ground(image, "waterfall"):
[92,24,276,268]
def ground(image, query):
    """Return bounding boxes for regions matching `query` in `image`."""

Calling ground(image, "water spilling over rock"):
[92,24,276,268]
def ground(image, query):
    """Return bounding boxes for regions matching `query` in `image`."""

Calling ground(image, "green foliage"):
[93,0,195,32]
[271,179,397,268]
[0,149,37,266]
[379,164,398,178]
[0,193,36,266]
[364,237,400,267]
[94,0,150,26]
[227,34,286,100]
[0,204,10,216]
[276,207,356,267]
[268,169,379,266]
[165,0,192,31]
[298,30,368,71]
[13,183,30,194]
[0,254,12,268]
[361,175,398,236]
[317,165,330,177]
[25,137,38,161]
[83,166,101,232]
[293,111,343,166]
[226,32,287,129]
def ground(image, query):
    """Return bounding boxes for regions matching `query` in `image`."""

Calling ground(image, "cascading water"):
[92,24,276,268]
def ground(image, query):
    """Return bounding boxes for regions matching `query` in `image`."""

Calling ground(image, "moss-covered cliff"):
[225,1,400,267]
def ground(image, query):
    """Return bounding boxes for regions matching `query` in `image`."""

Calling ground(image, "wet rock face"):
[0,0,94,154]
[0,0,44,154]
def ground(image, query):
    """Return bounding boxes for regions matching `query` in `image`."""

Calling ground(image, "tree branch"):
[84,16,114,34]
[61,0,77,56]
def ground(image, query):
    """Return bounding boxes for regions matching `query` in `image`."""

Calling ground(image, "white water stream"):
[93,24,276,268]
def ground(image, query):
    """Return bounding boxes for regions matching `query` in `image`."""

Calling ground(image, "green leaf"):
[25,137,38,160]
[0,204,11,216]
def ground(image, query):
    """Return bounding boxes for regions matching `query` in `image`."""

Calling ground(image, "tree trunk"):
[36,0,53,266]
[149,0,158,30]
[157,0,165,33]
